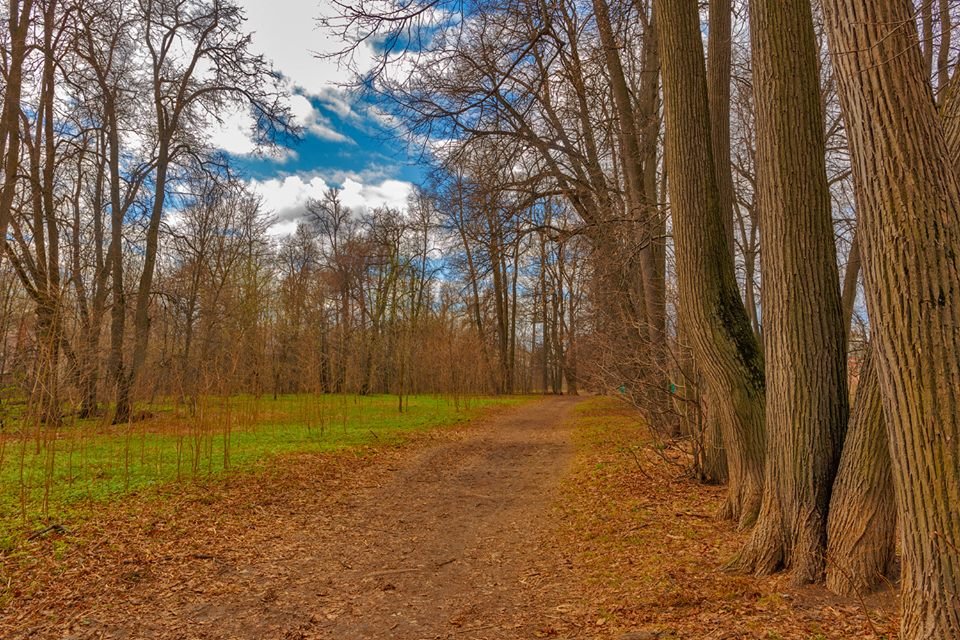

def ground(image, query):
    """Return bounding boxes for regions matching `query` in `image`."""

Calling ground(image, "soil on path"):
[5,396,583,640]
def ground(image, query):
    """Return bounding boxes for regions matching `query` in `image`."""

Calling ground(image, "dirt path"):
[10,396,583,640]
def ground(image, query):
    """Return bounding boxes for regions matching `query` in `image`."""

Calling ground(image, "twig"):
[622,445,653,481]
[367,567,421,578]
[27,524,65,541]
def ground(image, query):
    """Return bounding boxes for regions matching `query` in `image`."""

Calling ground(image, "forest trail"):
[314,394,580,639]
[8,396,583,639]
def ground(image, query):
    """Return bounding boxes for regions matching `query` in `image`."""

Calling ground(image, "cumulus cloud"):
[218,2,415,231]
[289,94,353,144]
[248,173,414,235]
[340,178,412,212]
[249,174,330,224]
[237,0,373,97]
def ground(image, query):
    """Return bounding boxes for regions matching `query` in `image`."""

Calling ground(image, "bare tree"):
[109,0,294,422]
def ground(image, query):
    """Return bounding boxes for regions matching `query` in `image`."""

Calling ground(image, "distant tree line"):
[0,0,591,430]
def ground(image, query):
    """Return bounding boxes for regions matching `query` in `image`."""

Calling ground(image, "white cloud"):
[208,108,258,156]
[205,2,366,156]
[248,173,414,235]
[267,219,300,237]
[289,93,353,143]
[237,0,374,97]
[316,86,362,121]
[249,174,331,224]
[221,1,416,229]
[208,90,352,156]
[340,177,412,212]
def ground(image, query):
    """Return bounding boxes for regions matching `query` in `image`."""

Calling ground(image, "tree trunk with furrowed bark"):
[825,225,896,597]
[825,348,895,596]
[820,1,960,636]
[654,0,766,528]
[731,0,848,585]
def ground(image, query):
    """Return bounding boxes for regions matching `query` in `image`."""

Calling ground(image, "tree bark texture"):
[821,2,960,636]
[825,349,895,596]
[733,0,849,585]
[654,0,766,528]
[707,0,735,257]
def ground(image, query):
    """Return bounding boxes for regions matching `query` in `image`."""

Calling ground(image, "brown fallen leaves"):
[0,438,414,639]
[0,397,898,640]
[543,397,898,640]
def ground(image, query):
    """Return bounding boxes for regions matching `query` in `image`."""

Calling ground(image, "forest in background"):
[0,0,959,638]
[0,0,591,422]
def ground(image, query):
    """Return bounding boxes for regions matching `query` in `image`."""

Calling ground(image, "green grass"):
[0,393,530,542]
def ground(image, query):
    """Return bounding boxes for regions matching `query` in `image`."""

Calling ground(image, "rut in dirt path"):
[92,395,582,640]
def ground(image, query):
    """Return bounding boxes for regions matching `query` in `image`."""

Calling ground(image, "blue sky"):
[207,0,424,235]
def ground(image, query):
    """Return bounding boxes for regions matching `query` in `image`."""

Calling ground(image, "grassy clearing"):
[0,393,529,544]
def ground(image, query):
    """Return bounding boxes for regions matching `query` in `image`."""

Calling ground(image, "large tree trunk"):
[30,4,64,426]
[654,0,766,528]
[732,0,848,584]
[122,143,170,420]
[694,0,735,487]
[821,2,960,636]
[72,151,104,421]
[825,25,960,597]
[825,222,897,597]
[825,349,895,596]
